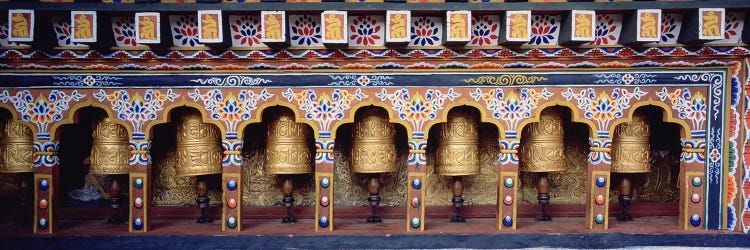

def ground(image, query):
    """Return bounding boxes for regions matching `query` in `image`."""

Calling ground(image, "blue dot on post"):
[503,216,513,227]
[227,217,237,229]
[134,218,143,230]
[504,178,514,188]
[690,214,701,227]
[411,218,421,228]
[411,178,422,189]
[319,216,329,228]
[38,218,47,229]
[692,177,702,187]
[596,177,606,188]
[39,179,49,191]
[595,214,604,224]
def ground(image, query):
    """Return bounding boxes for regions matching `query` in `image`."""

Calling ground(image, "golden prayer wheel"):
[89,118,130,175]
[350,107,397,173]
[611,113,651,173]
[175,113,222,177]
[520,108,565,173]
[0,119,34,173]
[436,106,480,176]
[265,109,312,174]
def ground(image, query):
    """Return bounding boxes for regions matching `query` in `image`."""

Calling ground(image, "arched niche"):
[56,106,116,212]
[240,105,317,207]
[610,105,681,205]
[333,105,409,210]
[0,107,30,223]
[149,106,222,207]
[517,106,591,206]
[424,105,501,207]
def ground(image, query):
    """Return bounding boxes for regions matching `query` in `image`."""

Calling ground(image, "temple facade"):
[0,0,748,237]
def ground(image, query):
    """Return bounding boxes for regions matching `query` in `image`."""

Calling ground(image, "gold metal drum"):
[175,113,222,177]
[89,118,130,174]
[436,106,479,176]
[520,107,565,172]
[611,113,651,173]
[265,109,312,174]
[0,119,34,173]
[350,107,397,173]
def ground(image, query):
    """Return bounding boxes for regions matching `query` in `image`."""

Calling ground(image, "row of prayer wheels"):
[0,105,653,224]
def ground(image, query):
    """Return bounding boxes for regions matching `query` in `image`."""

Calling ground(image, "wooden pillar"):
[586,138,611,230]
[315,138,334,232]
[679,138,706,230]
[222,139,242,232]
[33,139,58,234]
[497,139,519,230]
[406,139,426,232]
[128,138,151,232]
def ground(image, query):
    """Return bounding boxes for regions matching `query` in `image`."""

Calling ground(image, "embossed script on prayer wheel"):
[611,113,651,173]
[175,113,222,176]
[0,119,34,173]
[436,107,479,176]
[520,108,565,172]
[265,109,312,174]
[351,107,397,173]
[90,118,130,174]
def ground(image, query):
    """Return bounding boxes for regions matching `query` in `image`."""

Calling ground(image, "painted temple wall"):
[0,5,748,234]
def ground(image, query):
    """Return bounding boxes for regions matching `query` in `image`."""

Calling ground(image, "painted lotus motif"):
[657,88,707,131]
[588,14,622,46]
[348,16,383,46]
[189,89,272,133]
[290,15,322,46]
[0,90,85,136]
[229,15,263,47]
[377,88,459,135]
[563,87,646,133]
[112,16,138,47]
[410,16,441,46]
[471,87,552,132]
[526,15,560,46]
[170,15,201,47]
[94,89,179,136]
[283,88,366,136]
[470,15,499,46]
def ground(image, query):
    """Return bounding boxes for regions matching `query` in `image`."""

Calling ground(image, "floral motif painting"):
[653,14,682,45]
[707,11,745,44]
[468,15,499,46]
[587,14,623,46]
[656,87,707,131]
[289,15,322,47]
[376,88,459,139]
[189,89,273,135]
[348,16,384,47]
[0,90,85,138]
[470,87,553,133]
[94,89,179,138]
[111,16,139,47]
[409,16,442,47]
[169,15,201,47]
[283,88,367,137]
[51,16,88,48]
[228,15,265,48]
[562,87,647,135]
[524,15,561,46]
